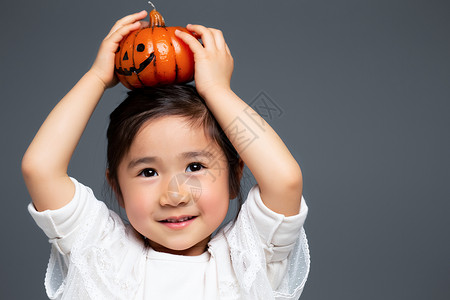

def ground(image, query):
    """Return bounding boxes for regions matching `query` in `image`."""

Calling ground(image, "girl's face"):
[116,116,230,256]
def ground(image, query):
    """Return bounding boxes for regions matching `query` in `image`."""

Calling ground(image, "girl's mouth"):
[159,216,197,229]
[160,216,196,223]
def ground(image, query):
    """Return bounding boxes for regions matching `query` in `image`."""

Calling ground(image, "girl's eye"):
[139,168,158,177]
[186,163,204,173]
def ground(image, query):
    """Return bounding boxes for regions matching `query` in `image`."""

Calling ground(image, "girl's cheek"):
[199,189,229,218]
[123,191,152,216]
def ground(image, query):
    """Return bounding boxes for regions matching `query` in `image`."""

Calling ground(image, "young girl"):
[22,10,310,299]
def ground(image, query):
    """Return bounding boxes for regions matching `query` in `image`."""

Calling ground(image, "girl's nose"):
[160,174,201,206]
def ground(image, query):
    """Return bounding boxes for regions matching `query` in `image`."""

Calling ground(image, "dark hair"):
[106,84,243,215]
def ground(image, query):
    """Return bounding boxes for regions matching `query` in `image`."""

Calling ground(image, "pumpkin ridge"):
[169,35,179,83]
[116,37,125,85]
[133,29,147,86]
[129,29,143,88]
[151,30,158,84]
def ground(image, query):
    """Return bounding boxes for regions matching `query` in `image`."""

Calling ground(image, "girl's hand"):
[89,10,148,89]
[175,24,234,98]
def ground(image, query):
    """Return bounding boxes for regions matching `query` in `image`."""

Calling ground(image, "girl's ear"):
[106,169,125,208]
[105,169,112,185]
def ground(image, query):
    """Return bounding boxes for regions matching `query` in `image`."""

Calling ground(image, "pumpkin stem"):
[148,1,165,27]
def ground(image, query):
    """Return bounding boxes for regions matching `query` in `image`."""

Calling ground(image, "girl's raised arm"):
[176,25,303,216]
[22,11,148,212]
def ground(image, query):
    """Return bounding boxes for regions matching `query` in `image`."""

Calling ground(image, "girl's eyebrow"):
[127,156,160,169]
[128,151,215,169]
[180,150,214,160]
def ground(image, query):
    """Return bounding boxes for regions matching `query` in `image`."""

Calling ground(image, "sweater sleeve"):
[27,177,101,255]
[224,184,310,299]
[246,185,310,297]
[246,185,308,262]
[27,177,114,299]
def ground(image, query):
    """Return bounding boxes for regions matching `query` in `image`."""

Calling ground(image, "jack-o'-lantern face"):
[115,44,155,77]
[114,8,195,89]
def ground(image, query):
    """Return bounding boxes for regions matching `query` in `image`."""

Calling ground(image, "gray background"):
[1,0,449,299]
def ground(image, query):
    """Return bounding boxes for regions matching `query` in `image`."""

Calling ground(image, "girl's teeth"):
[166,217,192,223]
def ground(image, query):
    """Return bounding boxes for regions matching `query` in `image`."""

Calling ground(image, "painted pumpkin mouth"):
[115,52,156,76]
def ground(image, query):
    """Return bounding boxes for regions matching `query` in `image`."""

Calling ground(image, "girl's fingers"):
[225,44,231,56]
[184,25,229,52]
[209,28,226,50]
[190,32,201,39]
[186,24,217,49]
[175,29,205,54]
[176,24,231,57]
[140,20,150,28]
[107,21,141,44]
[113,10,147,28]
[106,10,147,39]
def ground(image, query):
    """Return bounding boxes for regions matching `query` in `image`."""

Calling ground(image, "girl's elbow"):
[21,151,51,181]
[21,151,34,180]
[283,164,303,190]
[267,165,302,198]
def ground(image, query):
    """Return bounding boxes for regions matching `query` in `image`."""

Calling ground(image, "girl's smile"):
[117,116,231,256]
[159,215,198,229]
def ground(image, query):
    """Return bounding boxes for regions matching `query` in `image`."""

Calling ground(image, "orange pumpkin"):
[114,4,195,89]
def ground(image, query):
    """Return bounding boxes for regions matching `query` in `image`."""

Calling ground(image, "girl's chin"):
[149,237,210,256]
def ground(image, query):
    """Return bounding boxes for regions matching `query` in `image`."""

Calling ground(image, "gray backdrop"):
[1,0,449,299]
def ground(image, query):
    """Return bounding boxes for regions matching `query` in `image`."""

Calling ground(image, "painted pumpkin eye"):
[137,43,145,52]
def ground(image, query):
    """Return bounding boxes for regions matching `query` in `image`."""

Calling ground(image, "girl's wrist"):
[199,86,234,102]
[85,69,110,92]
